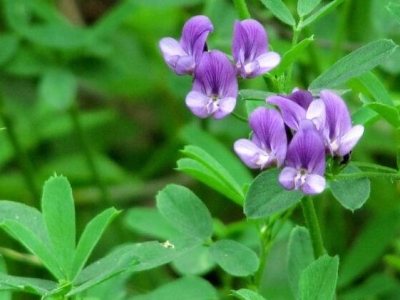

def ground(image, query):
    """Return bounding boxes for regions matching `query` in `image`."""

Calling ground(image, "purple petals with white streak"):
[234,107,287,169]
[159,15,213,75]
[185,50,238,119]
[232,19,280,78]
[279,120,326,195]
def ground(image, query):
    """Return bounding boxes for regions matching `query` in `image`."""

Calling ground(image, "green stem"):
[253,221,273,289]
[301,196,325,259]
[231,112,248,123]
[0,97,40,205]
[69,104,110,208]
[284,26,301,92]
[232,0,251,19]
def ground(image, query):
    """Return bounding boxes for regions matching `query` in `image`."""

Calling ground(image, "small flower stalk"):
[235,89,364,195]
[159,16,280,119]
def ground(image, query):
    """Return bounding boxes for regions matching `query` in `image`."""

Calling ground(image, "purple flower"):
[267,90,326,132]
[232,19,280,78]
[319,90,364,156]
[279,120,326,195]
[234,107,287,168]
[185,50,238,119]
[159,15,213,75]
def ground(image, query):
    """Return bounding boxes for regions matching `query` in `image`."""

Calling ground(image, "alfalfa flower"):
[234,107,287,169]
[232,19,280,78]
[279,120,326,195]
[185,50,238,119]
[159,15,213,75]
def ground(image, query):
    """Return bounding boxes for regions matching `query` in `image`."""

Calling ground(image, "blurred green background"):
[1,0,400,299]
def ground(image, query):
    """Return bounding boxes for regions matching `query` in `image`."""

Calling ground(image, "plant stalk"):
[233,0,251,19]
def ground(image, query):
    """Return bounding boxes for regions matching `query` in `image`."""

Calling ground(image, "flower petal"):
[213,97,237,119]
[249,107,287,166]
[253,51,280,75]
[302,174,326,195]
[337,124,364,156]
[159,37,187,71]
[234,139,268,169]
[289,90,313,109]
[180,15,213,63]
[279,166,298,190]
[267,95,306,130]
[185,91,211,118]
[306,99,326,131]
[175,55,196,75]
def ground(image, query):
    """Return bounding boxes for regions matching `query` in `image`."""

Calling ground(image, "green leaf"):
[156,184,213,241]
[297,0,321,17]
[0,256,11,300]
[209,239,259,277]
[330,164,371,211]
[1,220,64,280]
[355,72,393,106]
[387,2,400,25]
[41,176,75,279]
[239,90,272,101]
[299,255,339,300]
[70,207,120,279]
[123,208,180,240]
[299,0,345,29]
[177,157,243,205]
[131,0,204,7]
[0,34,19,66]
[366,102,400,127]
[244,169,303,219]
[287,227,314,298]
[180,124,252,189]
[0,273,57,296]
[171,245,215,275]
[309,39,398,91]
[338,211,400,288]
[273,36,314,76]
[70,238,199,296]
[231,288,267,300]
[351,106,379,126]
[130,276,218,300]
[39,68,77,111]
[259,0,296,26]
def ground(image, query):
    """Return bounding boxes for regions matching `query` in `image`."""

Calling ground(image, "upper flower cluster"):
[159,15,280,119]
[234,89,364,195]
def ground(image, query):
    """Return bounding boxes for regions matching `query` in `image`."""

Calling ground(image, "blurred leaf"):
[178,145,244,204]
[0,255,11,300]
[338,211,400,288]
[299,255,339,300]
[287,226,314,298]
[39,68,77,111]
[309,39,398,90]
[129,276,218,300]
[156,184,213,241]
[239,90,273,101]
[330,164,371,211]
[299,0,345,29]
[209,239,259,277]
[171,245,215,275]
[124,208,180,240]
[2,0,32,31]
[297,0,321,17]
[273,36,314,76]
[0,273,57,296]
[132,0,204,7]
[41,176,75,278]
[70,238,199,296]
[366,102,400,127]
[180,124,253,189]
[340,273,400,300]
[351,106,379,125]
[231,289,267,300]
[259,0,296,26]
[244,168,303,219]
[0,34,19,66]
[356,72,393,106]
[386,2,400,25]
[70,207,120,279]
[1,220,63,279]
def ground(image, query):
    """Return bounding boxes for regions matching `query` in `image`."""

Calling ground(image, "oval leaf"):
[231,289,267,300]
[156,184,213,241]
[260,0,296,26]
[297,0,321,17]
[244,168,303,219]
[209,239,259,277]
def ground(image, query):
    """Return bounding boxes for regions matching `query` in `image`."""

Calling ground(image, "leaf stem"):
[232,0,251,19]
[253,220,272,289]
[301,196,325,259]
[0,96,40,205]
[69,103,110,208]
[231,112,248,123]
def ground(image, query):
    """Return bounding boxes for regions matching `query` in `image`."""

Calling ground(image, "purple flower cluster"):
[234,90,364,195]
[159,16,280,119]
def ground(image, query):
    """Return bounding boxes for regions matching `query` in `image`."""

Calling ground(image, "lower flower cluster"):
[234,89,364,195]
